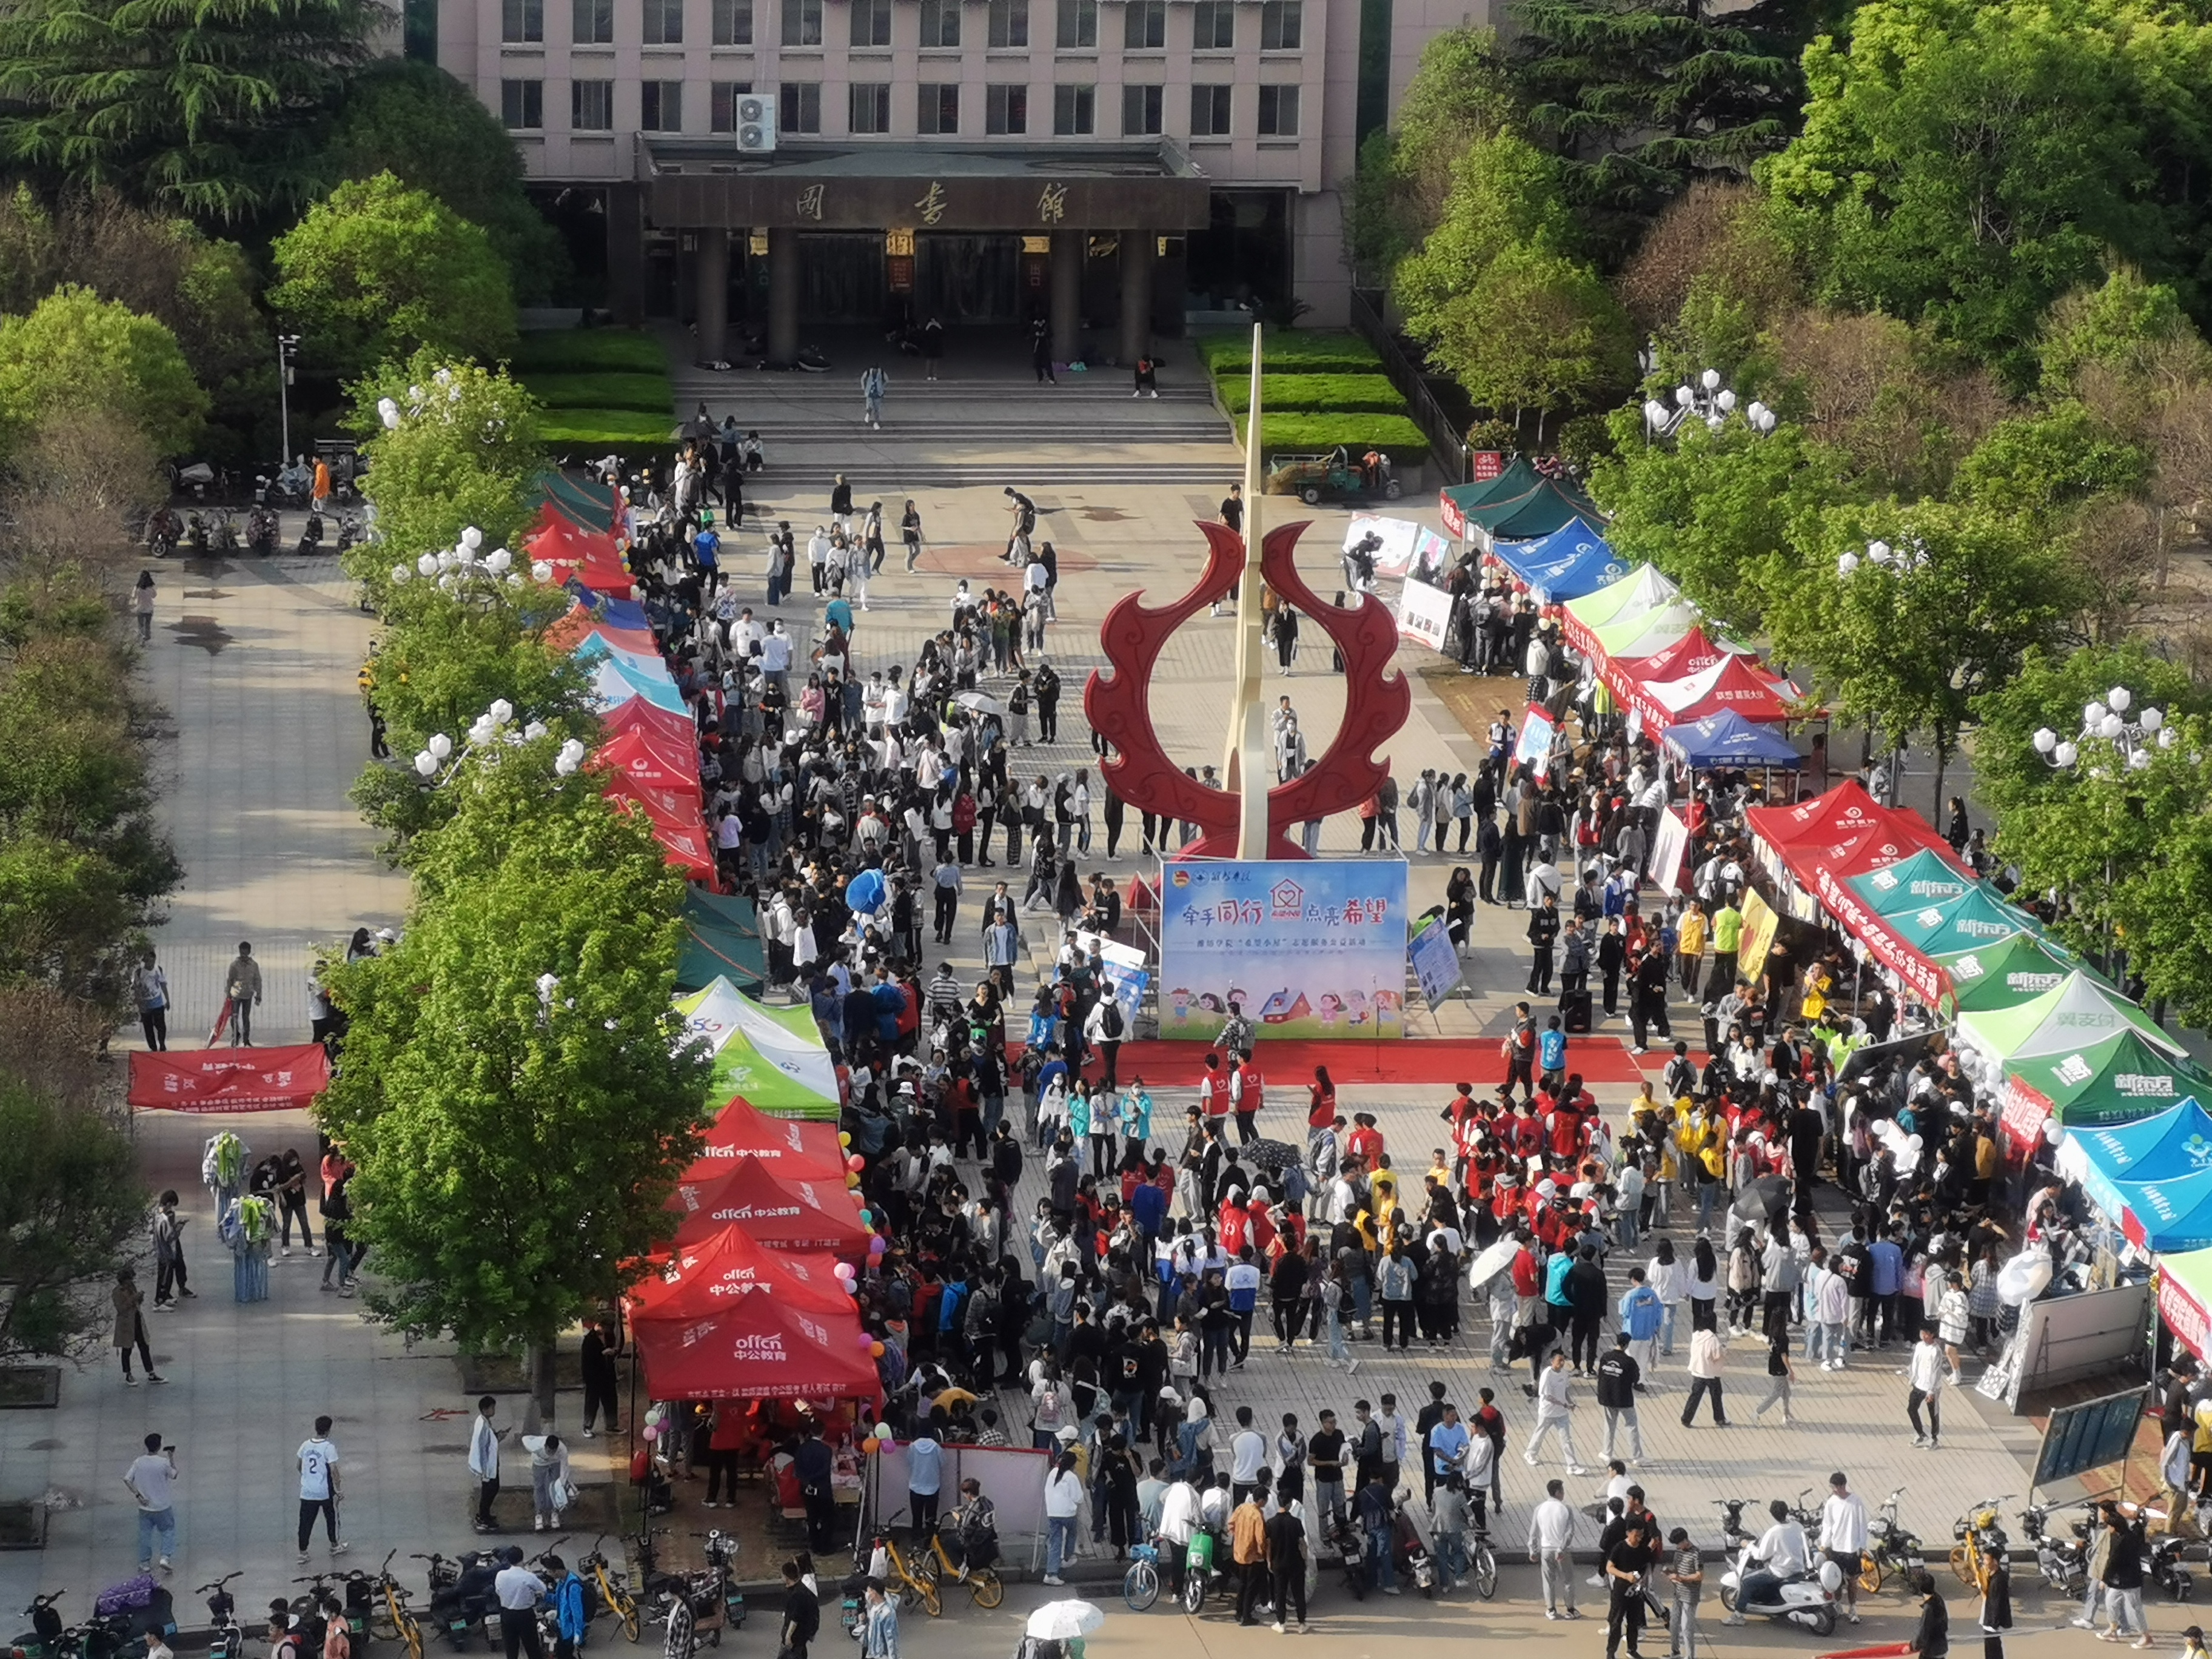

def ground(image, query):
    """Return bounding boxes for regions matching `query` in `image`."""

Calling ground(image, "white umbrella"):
[1025,1601,1105,1640]
[955,690,1008,719]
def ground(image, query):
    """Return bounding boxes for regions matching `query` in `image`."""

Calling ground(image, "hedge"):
[1218,373,1407,417]
[520,372,677,414]
[1235,412,1429,465]
[1195,329,1381,375]
[537,407,678,447]
[509,329,671,374]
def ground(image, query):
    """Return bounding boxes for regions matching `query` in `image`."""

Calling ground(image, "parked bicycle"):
[1950,1495,2011,1594]
[369,1550,423,1659]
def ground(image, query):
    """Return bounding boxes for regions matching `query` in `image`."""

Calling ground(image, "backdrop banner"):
[1396,578,1453,651]
[127,1045,331,1111]
[1157,858,1409,1041]
[1647,806,1691,897]
[1344,513,1450,578]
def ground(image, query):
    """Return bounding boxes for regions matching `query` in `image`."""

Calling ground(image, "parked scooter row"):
[2019,1501,2194,1602]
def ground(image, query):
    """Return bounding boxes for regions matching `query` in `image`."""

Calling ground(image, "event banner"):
[126,1044,332,1111]
[1647,806,1691,896]
[1396,578,1453,651]
[1408,914,1462,1010]
[1069,927,1151,1030]
[1513,705,1557,773]
[1344,514,1450,578]
[1158,858,1409,1041]
[1735,889,1781,991]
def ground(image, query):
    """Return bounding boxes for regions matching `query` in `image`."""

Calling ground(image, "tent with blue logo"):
[2111,1166,2212,1252]
[1929,932,2100,1017]
[1661,708,1802,770]
[1848,848,1977,919]
[2057,1098,2212,1215]
[1491,521,1628,602]
[1884,883,2044,959]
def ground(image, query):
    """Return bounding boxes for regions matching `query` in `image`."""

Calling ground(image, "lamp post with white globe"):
[1641,367,1780,443]
[2033,685,2175,775]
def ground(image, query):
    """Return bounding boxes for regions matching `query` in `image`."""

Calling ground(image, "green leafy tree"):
[2039,266,2207,397]
[320,742,711,1409]
[324,61,571,306]
[0,0,374,217]
[270,173,518,377]
[1760,0,2212,384]
[1422,242,1635,440]
[0,285,207,463]
[1343,28,1518,284]
[1395,129,1575,334]
[347,350,545,578]
[1952,403,2151,523]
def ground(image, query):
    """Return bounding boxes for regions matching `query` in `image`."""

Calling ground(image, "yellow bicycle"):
[585,1536,641,1642]
[911,1529,1005,1610]
[873,1535,941,1618]
[369,1551,423,1659]
[1950,1495,2011,1594]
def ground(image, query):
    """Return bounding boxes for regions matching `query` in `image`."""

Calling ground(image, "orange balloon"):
[861,1436,882,1453]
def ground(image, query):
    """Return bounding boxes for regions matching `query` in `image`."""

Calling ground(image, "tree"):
[1507,0,1819,258]
[1395,129,1577,337]
[0,0,374,218]
[0,286,207,463]
[1614,181,1801,339]
[270,173,518,377]
[347,350,546,578]
[1422,242,1635,440]
[324,61,571,306]
[1760,0,2212,385]
[320,740,711,1410]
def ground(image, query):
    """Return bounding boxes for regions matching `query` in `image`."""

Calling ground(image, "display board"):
[2032,1384,2148,1489]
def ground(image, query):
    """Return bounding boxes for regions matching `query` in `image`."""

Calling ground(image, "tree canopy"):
[0,284,206,464]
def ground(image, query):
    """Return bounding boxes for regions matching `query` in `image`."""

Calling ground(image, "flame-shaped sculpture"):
[1083,518,1412,860]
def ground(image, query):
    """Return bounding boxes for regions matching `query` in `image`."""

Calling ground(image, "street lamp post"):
[1832,537,1934,807]
[2032,685,2174,774]
[1641,367,1779,442]
[276,334,301,469]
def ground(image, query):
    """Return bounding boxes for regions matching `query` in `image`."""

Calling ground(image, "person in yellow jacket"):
[1676,902,1708,996]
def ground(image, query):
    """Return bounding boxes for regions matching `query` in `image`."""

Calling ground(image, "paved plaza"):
[0,366,2152,1644]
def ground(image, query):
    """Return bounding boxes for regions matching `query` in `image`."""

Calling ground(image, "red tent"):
[1641,652,1798,726]
[669,1154,872,1251]
[128,1045,331,1111]
[602,695,698,751]
[631,807,717,885]
[1614,626,1737,687]
[630,1224,854,1319]
[527,507,633,595]
[545,606,659,657]
[683,1096,846,1184]
[606,768,703,832]
[632,1293,880,1400]
[594,725,701,797]
[1747,779,1895,854]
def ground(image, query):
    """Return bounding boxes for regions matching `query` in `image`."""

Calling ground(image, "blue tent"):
[1492,520,1628,601]
[2057,1098,2212,1218]
[1661,708,1803,769]
[2111,1166,2212,1252]
[596,597,652,632]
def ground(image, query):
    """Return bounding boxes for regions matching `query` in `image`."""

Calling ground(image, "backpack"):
[1101,1000,1125,1039]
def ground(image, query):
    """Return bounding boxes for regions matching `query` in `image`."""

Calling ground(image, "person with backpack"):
[1087,991,1126,1090]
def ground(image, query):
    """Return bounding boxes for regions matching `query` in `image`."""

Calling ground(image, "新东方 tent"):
[1438,457,1540,538]
[631,1290,880,1400]
[675,976,841,1118]
[1847,848,1977,919]
[683,1094,846,1183]
[1883,883,2043,959]
[603,694,699,751]
[1615,626,1743,688]
[1661,708,1803,771]
[1930,933,2098,1018]
[1999,1026,2212,1145]
[526,506,633,595]
[594,725,702,797]
[674,890,768,994]
[1490,521,1628,602]
[1957,970,2186,1065]
[631,1222,856,1318]
[668,1153,872,1250]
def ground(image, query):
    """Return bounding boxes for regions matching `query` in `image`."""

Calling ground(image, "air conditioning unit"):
[736,97,776,153]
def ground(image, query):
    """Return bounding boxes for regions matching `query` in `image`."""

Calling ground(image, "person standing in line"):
[1526,894,1561,995]
[295,1414,346,1561]
[1524,1350,1587,1473]
[124,1432,178,1572]
[469,1395,506,1533]
[1529,1477,1579,1620]
[1264,1469,1309,1631]
[860,364,887,430]
[133,948,170,1051]
[494,1547,546,1659]
[134,569,156,643]
[150,1191,192,1307]
[1681,1325,1726,1426]
[113,1268,164,1385]
[1819,1472,1870,1626]
[2096,1501,2151,1647]
[1041,1450,1083,1584]
[1907,1327,1947,1449]
[1033,660,1061,744]
[223,941,262,1047]
[1231,1472,1270,1624]
[1596,1333,1644,1463]
[580,1318,621,1438]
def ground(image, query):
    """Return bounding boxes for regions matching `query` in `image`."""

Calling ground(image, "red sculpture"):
[1083,519,1412,860]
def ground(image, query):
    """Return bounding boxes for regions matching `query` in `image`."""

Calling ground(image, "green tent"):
[1883,883,2042,957]
[1592,598,1698,661]
[1931,932,2099,1018]
[529,469,618,535]
[1958,970,2187,1064]
[2004,1026,2212,1130]
[672,976,842,1118]
[674,889,767,994]
[1846,848,1977,919]
[1439,457,1540,535]
[1566,565,1681,638]
[1461,477,1600,545]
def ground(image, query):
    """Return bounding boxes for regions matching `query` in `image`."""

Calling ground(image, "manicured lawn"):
[1218,373,1407,415]
[520,372,679,413]
[1235,412,1430,466]
[536,408,678,447]
[509,330,671,374]
[1196,329,1383,375]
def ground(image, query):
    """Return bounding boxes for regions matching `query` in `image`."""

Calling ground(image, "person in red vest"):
[1232,1051,1264,1144]
[1200,1053,1232,1130]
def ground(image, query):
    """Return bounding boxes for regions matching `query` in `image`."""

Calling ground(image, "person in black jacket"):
[1526,895,1561,994]
[1595,1333,1643,1462]
[1910,1571,1949,1659]
[580,1318,621,1437]
[1567,1247,1609,1373]
[779,1560,820,1659]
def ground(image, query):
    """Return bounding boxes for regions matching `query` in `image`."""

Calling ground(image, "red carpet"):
[1011,1037,1664,1088]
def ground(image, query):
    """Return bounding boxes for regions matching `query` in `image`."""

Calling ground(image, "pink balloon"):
[642,1426,659,1443]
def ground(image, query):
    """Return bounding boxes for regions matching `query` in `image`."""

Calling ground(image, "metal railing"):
[1349,286,1471,485]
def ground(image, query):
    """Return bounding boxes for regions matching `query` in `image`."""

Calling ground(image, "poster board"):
[1513,705,1557,774]
[1647,807,1691,897]
[2031,1383,2148,1484]
[1158,858,1409,1041]
[1068,927,1150,1027]
[1409,914,1463,1010]
[1344,514,1450,578]
[1396,578,1453,651]
[1736,889,1781,990]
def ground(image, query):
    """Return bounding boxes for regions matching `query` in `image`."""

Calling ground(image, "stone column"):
[605,184,646,324]
[767,227,801,364]
[1118,230,1153,365]
[1050,228,1083,366]
[695,229,730,364]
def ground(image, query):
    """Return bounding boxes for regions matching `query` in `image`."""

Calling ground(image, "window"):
[640,78,683,128]
[779,79,821,130]
[848,81,890,130]
[987,0,1027,45]
[572,78,614,128]
[1054,0,1094,47]
[501,78,543,127]
[780,0,820,44]
[709,80,755,128]
[712,0,751,41]
[1122,0,1162,47]
[572,0,611,40]
[641,0,682,39]
[1053,81,1094,133]
[917,82,959,132]
[848,0,889,44]
[1120,81,1159,134]
[1190,82,1230,134]
[919,0,960,45]
[985,82,1027,133]
[1257,82,1298,134]
[501,0,541,41]
[1259,0,1299,47]
[1191,0,1232,47]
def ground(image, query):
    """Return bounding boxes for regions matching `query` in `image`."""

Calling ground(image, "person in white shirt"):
[1527,1477,1579,1618]
[1906,1328,1947,1448]
[296,1415,346,1561]
[1159,1476,1203,1599]
[123,1432,178,1572]
[494,1547,548,1659]
[467,1395,504,1535]
[1229,1407,1269,1500]
[1524,1351,1586,1475]
[1728,1499,1809,1623]
[1042,1450,1084,1584]
[1818,1472,1871,1624]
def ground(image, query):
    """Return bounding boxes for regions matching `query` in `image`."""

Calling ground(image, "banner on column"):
[1396,578,1453,651]
[1647,807,1691,896]
[1158,859,1409,1041]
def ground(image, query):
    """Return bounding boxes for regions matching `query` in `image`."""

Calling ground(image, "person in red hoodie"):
[1346,1112,1386,1167]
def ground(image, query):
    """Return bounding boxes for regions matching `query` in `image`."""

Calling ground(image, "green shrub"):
[1195,329,1381,374]
[518,372,674,413]
[1219,373,1407,416]
[1236,412,1429,464]
[536,407,676,446]
[509,329,669,374]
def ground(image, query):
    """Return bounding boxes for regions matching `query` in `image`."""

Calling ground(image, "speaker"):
[1560,989,1593,1035]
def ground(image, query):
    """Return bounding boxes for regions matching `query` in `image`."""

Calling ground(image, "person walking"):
[1906,1327,1946,1449]
[222,941,262,1047]
[133,569,157,643]
[900,501,923,571]
[1525,1350,1586,1473]
[859,1579,899,1659]
[494,1547,546,1659]
[1231,1473,1270,1624]
[861,365,887,430]
[1818,1472,1869,1626]
[2096,1504,2150,1647]
[150,1190,192,1307]
[132,948,170,1051]
[1752,1327,1797,1426]
[469,1395,506,1533]
[1680,1325,1726,1427]
[123,1432,178,1572]
[295,1414,346,1560]
[113,1269,164,1385]
[779,1561,820,1659]
[1597,1333,1644,1463]
[1529,1477,1579,1620]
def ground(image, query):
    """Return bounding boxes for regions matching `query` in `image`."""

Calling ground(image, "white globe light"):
[486,548,511,572]
[1644,399,1668,426]
[2033,727,2057,754]
[378,397,401,431]
[436,573,456,591]
[2054,741,2079,768]
[2099,712,2125,740]
[1675,385,1695,407]
[1715,389,1738,412]
[434,367,454,386]
[428,733,454,760]
[407,384,425,404]
[414,751,437,777]
[1705,414,1724,432]
[391,564,412,585]
[2085,700,2108,726]
[461,526,484,551]
[2130,746,2154,771]
[1837,552,1860,575]
[1700,369,1721,391]
[506,572,524,588]
[523,720,548,740]
[1868,540,1891,563]
[2143,706,2165,731]
[2160,726,2179,749]
[435,549,456,571]
[417,552,438,577]
[532,560,554,583]
[489,698,514,726]
[1755,408,1778,432]
[2108,686,2133,714]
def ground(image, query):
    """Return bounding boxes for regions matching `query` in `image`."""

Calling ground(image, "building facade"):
[432,0,1488,350]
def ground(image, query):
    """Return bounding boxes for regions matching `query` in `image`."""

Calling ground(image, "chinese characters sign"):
[1158,858,1408,1041]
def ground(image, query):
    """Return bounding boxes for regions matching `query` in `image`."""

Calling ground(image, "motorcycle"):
[244,506,280,557]
[295,513,324,556]
[146,509,183,560]
[1324,1515,1368,1601]
[334,510,364,553]
[1714,1499,1839,1637]
[2151,1532,2196,1602]
[1175,1526,1232,1615]
[194,1575,244,1659]
[640,1529,741,1644]
[10,1592,68,1659]
[2018,1502,2090,1594]
[206,508,238,556]
[421,1552,498,1650]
